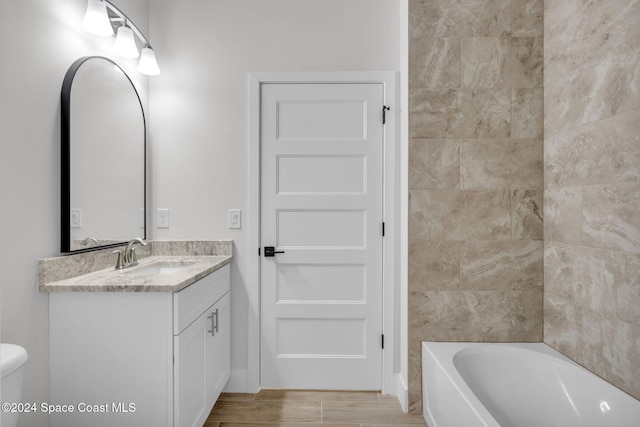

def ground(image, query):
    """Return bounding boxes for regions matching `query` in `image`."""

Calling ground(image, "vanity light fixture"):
[138,47,161,76]
[81,0,113,37]
[81,0,160,75]
[113,25,139,59]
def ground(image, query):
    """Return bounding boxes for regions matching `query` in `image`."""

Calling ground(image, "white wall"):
[0,1,149,426]
[148,0,402,389]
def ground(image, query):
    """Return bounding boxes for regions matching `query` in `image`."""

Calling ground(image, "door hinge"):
[382,222,385,237]
[382,105,390,124]
[258,247,261,256]
[381,334,385,349]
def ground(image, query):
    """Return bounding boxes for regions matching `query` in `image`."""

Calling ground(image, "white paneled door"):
[260,83,384,389]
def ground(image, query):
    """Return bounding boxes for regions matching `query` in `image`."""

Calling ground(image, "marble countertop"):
[40,255,232,292]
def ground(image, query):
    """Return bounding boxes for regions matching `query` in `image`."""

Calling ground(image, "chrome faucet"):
[113,238,148,270]
[81,236,100,247]
[124,238,147,267]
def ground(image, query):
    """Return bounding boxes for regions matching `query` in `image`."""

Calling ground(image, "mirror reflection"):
[62,56,145,252]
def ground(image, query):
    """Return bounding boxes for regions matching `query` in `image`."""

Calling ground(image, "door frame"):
[248,71,398,395]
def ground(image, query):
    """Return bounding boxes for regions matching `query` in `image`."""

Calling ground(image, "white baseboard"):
[394,373,409,413]
[223,368,248,392]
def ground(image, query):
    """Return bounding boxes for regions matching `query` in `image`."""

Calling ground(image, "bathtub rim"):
[421,341,640,427]
[422,343,574,427]
[422,341,505,427]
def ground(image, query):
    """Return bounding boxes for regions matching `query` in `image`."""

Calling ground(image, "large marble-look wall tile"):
[458,28,542,91]
[407,342,423,413]
[546,292,640,399]
[543,241,640,322]
[545,0,640,138]
[408,240,460,291]
[616,262,640,327]
[512,189,543,240]
[508,37,543,88]
[545,242,629,317]
[546,240,640,398]
[410,290,543,341]
[543,242,579,302]
[409,189,511,241]
[461,241,543,291]
[460,139,543,189]
[544,187,582,244]
[409,38,460,89]
[545,1,639,396]
[409,88,511,139]
[582,182,640,254]
[545,109,640,188]
[544,292,581,360]
[512,88,543,138]
[512,0,543,37]
[545,53,640,135]
[545,182,640,254]
[544,0,640,72]
[409,140,460,189]
[461,37,509,88]
[410,0,544,413]
[409,0,511,38]
[577,311,640,399]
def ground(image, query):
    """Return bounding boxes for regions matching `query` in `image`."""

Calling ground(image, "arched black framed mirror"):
[61,56,146,253]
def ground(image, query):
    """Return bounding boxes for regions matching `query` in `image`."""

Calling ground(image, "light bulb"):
[113,26,139,58]
[138,47,161,76]
[81,0,113,37]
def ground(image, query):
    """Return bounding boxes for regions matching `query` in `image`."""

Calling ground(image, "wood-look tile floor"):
[205,390,427,427]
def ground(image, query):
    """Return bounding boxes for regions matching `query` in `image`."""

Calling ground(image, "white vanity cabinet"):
[174,285,230,427]
[49,263,230,427]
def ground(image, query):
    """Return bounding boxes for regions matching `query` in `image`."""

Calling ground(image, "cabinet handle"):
[208,309,220,337]
[208,312,215,337]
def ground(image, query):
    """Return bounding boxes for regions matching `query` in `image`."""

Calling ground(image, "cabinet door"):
[175,292,230,427]
[206,292,231,406]
[174,312,208,427]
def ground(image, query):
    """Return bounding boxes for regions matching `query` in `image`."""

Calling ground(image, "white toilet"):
[1,343,28,427]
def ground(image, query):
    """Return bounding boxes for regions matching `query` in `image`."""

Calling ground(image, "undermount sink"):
[126,261,196,276]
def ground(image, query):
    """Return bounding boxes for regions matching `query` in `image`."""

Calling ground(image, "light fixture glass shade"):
[113,26,139,58]
[138,47,161,76]
[81,0,113,37]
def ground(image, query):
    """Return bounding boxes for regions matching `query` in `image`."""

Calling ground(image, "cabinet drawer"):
[173,264,230,335]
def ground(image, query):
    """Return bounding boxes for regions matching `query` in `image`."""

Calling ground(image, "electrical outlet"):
[157,208,169,228]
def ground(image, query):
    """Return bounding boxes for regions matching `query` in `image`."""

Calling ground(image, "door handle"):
[264,246,285,257]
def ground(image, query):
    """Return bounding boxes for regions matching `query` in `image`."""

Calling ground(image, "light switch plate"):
[228,209,241,229]
[157,208,169,228]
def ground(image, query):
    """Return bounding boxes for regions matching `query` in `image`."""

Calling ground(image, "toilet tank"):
[1,343,29,427]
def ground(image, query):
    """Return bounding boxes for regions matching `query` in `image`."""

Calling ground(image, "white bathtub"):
[422,342,640,427]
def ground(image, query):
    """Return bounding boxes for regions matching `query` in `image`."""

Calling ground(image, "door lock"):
[264,246,285,257]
